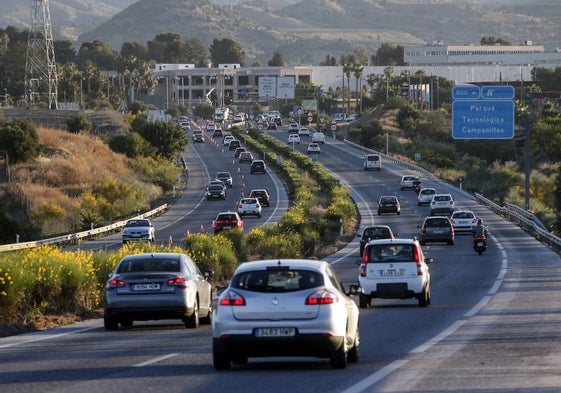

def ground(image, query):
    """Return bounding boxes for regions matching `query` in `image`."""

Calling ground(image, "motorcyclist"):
[473,219,488,245]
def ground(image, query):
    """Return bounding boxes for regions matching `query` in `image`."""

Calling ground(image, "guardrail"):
[0,204,168,253]
[475,193,561,253]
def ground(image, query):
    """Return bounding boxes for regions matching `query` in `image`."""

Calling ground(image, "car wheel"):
[232,356,248,365]
[347,333,359,364]
[397,211,401,215]
[418,286,429,307]
[359,293,371,308]
[120,319,133,328]
[104,315,119,331]
[213,347,231,371]
[185,298,199,329]
[330,343,348,369]
[258,213,262,218]
[447,239,455,245]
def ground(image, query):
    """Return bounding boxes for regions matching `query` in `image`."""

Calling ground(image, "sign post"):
[452,85,515,139]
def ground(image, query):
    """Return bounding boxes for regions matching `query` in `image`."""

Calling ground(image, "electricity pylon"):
[25,0,57,109]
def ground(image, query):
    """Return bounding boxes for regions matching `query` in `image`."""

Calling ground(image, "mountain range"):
[3,0,561,66]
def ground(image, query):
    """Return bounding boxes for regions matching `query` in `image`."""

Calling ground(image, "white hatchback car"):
[417,187,437,206]
[298,127,310,136]
[358,238,432,308]
[288,134,301,144]
[307,142,321,154]
[450,210,478,232]
[430,193,456,216]
[236,197,262,218]
[288,123,299,132]
[212,259,360,370]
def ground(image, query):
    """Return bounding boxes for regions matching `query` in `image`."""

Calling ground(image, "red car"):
[212,211,244,234]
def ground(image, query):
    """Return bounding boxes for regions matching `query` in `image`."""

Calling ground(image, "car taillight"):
[412,246,424,276]
[305,289,338,305]
[359,263,367,277]
[106,278,125,290]
[168,277,187,288]
[219,290,246,306]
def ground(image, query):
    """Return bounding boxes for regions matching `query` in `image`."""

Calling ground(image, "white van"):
[363,153,382,170]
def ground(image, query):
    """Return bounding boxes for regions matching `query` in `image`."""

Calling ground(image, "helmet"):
[477,219,483,225]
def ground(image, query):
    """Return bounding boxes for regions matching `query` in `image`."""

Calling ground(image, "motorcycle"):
[473,234,487,255]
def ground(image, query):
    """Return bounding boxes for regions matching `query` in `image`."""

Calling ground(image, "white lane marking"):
[0,326,97,349]
[339,360,408,393]
[133,353,179,367]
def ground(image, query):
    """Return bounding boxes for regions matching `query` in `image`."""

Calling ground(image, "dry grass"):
[11,127,136,234]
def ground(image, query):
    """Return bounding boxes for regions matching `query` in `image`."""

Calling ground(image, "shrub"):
[66,114,93,134]
[0,118,39,164]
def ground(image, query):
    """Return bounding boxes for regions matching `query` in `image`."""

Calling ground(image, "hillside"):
[76,0,561,65]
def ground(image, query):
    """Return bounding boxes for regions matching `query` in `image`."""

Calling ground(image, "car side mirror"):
[425,258,434,264]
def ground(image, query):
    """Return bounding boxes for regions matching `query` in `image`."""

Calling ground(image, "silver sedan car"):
[212,259,360,370]
[104,253,213,330]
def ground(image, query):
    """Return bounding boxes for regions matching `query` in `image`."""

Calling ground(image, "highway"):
[1,123,560,393]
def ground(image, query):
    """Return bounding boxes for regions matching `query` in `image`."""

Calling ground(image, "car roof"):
[234,259,328,274]
[365,238,417,246]
[120,252,183,261]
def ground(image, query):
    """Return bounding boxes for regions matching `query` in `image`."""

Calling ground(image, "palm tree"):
[353,63,364,113]
[383,66,394,102]
[343,63,353,114]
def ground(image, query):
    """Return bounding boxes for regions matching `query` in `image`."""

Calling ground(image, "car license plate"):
[255,328,296,337]
[380,269,403,277]
[477,242,484,246]
[133,283,160,290]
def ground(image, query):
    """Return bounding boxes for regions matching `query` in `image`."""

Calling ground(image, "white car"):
[288,134,301,144]
[400,175,418,190]
[288,123,299,132]
[236,197,262,217]
[307,142,321,154]
[222,135,235,146]
[206,122,216,132]
[212,259,360,370]
[358,238,432,308]
[450,210,478,232]
[311,132,326,144]
[430,193,456,216]
[417,187,437,206]
[298,127,310,136]
[121,218,155,244]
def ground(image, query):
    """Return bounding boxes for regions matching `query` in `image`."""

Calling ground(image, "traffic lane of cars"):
[115,128,287,244]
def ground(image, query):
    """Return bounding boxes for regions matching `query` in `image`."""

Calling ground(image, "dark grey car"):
[104,252,213,330]
[418,216,455,245]
[206,184,227,200]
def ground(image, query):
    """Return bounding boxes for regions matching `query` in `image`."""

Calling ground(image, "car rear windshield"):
[366,244,414,263]
[125,219,150,227]
[217,214,238,221]
[434,195,451,201]
[232,269,323,292]
[426,218,450,227]
[117,258,180,273]
[363,227,392,239]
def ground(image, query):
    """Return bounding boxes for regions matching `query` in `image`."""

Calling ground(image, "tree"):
[147,33,188,63]
[0,119,39,164]
[481,36,512,46]
[77,40,117,70]
[353,64,364,113]
[134,120,187,160]
[184,38,209,67]
[209,38,246,67]
[375,43,405,66]
[343,63,354,113]
[120,41,149,60]
[268,48,284,66]
[54,40,77,64]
